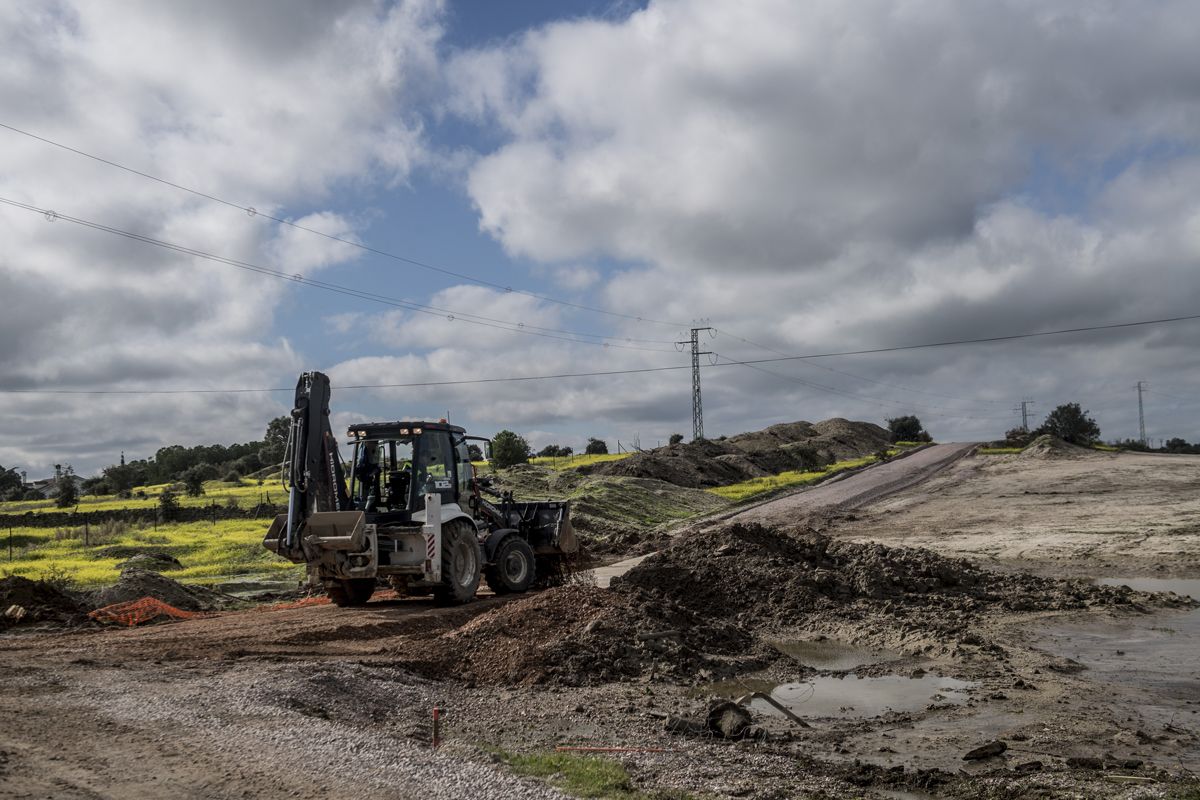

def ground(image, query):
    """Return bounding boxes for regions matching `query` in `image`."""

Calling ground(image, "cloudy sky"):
[2,0,1199,477]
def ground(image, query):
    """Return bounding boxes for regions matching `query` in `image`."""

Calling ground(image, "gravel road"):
[728,442,978,526]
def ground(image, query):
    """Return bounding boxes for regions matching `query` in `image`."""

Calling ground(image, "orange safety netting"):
[250,595,331,612]
[89,597,209,627]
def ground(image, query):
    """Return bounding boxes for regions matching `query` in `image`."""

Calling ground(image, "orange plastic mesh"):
[89,597,207,627]
[252,595,330,612]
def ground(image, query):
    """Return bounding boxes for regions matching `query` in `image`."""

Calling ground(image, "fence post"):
[8,527,11,561]
[84,518,90,547]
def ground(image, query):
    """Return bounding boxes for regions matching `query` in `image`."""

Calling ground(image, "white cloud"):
[0,0,444,475]
[444,0,1200,445]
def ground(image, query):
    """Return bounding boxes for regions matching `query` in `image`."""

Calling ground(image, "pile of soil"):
[88,568,239,612]
[0,576,92,629]
[1020,435,1096,460]
[408,584,764,686]
[579,418,891,489]
[116,552,183,572]
[613,522,1187,644]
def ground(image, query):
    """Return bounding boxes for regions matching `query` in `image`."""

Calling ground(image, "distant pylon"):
[677,326,713,440]
[1012,399,1035,431]
[1136,381,1147,446]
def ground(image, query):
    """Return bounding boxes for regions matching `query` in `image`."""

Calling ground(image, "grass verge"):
[977,446,1024,455]
[497,749,696,800]
[706,453,894,502]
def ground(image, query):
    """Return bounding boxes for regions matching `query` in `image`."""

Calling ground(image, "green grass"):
[0,518,302,588]
[977,446,1024,455]
[529,452,632,470]
[706,453,892,502]
[497,750,697,800]
[1091,443,1120,452]
[0,478,283,515]
[471,452,632,475]
[892,441,929,448]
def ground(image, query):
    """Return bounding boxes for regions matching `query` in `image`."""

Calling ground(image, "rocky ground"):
[2,445,1200,798]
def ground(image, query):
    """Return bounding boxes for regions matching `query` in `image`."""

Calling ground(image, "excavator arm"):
[265,371,351,560]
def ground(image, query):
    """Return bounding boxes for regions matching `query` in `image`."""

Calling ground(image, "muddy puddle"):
[769,637,902,670]
[703,673,974,719]
[1094,576,1200,600]
[1033,577,1200,753]
[758,674,975,719]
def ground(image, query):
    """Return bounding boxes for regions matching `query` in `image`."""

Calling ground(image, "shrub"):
[1036,403,1100,445]
[1004,427,1033,447]
[585,437,609,455]
[55,476,79,508]
[491,430,531,468]
[887,416,931,442]
[159,488,181,522]
[668,433,684,445]
[222,470,242,483]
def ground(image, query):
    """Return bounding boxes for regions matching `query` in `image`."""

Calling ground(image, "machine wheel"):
[434,520,481,605]
[484,536,536,594]
[326,578,375,607]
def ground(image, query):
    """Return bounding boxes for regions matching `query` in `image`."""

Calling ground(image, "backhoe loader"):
[263,371,577,605]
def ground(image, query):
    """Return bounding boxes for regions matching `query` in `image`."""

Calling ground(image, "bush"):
[538,444,565,458]
[585,437,609,455]
[467,444,484,461]
[668,433,684,445]
[55,476,79,508]
[886,416,931,442]
[1004,427,1033,447]
[183,470,206,497]
[222,470,242,483]
[1036,403,1100,445]
[491,430,531,468]
[159,488,181,522]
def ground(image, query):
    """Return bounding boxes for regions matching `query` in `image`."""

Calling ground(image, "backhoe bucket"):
[263,511,367,563]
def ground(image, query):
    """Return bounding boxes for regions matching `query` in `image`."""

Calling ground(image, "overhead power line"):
[713,326,1009,406]
[713,353,1008,421]
[3,311,1197,396]
[0,195,676,352]
[0,121,684,329]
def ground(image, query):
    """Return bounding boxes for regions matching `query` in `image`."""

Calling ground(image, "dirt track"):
[3,445,1200,799]
[728,442,978,525]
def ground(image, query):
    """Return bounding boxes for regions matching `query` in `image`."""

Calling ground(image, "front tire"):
[484,536,536,594]
[434,520,481,605]
[326,578,375,607]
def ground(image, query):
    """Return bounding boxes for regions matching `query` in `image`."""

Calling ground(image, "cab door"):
[414,430,456,504]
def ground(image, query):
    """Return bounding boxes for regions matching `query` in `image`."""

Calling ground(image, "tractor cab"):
[346,421,473,522]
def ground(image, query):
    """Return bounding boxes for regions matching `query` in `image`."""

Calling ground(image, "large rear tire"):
[484,536,536,594]
[434,520,481,605]
[326,578,375,607]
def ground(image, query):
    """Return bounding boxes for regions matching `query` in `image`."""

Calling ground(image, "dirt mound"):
[89,568,239,612]
[1020,435,1096,460]
[407,584,763,686]
[0,576,91,629]
[491,466,728,553]
[613,522,1179,642]
[117,552,183,572]
[580,418,891,489]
